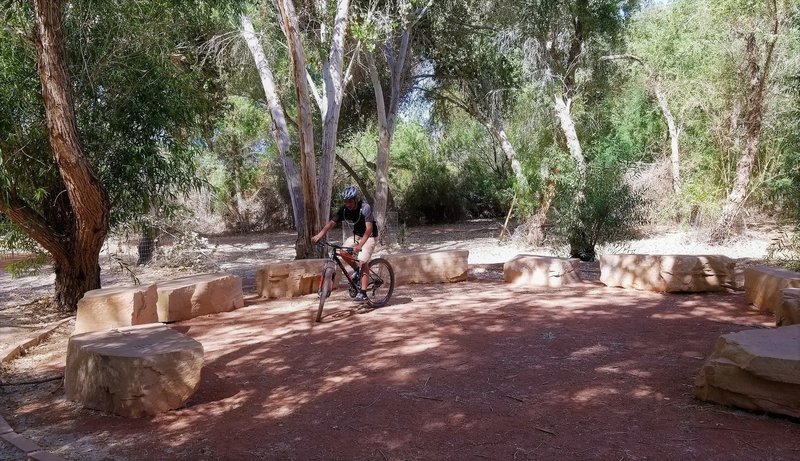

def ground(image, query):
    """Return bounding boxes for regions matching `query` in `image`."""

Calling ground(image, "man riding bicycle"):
[311,186,378,302]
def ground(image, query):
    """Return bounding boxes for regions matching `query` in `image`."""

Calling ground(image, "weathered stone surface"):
[383,250,468,285]
[74,284,159,335]
[156,273,243,323]
[600,254,735,292]
[503,255,582,287]
[744,266,800,314]
[65,324,204,418]
[695,325,800,418]
[777,288,800,327]
[256,259,326,299]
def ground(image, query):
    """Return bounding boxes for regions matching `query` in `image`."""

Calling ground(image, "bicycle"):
[315,241,395,322]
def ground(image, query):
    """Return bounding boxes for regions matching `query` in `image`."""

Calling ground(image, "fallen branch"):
[534,426,556,436]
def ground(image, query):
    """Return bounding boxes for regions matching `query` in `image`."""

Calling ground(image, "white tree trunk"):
[240,15,304,230]
[553,93,586,179]
[367,51,392,235]
[486,120,526,188]
[653,81,681,194]
[317,0,350,229]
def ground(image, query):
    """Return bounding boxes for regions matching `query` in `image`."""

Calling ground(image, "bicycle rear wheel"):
[365,258,394,307]
[316,266,335,322]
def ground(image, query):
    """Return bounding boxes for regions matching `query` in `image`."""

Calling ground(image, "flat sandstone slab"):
[777,288,800,327]
[74,284,159,335]
[744,266,800,314]
[504,255,582,287]
[600,254,735,292]
[382,250,468,285]
[157,273,244,323]
[65,324,204,418]
[695,325,800,418]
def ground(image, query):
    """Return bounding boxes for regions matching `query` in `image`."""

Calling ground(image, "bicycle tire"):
[365,258,395,307]
[316,266,335,322]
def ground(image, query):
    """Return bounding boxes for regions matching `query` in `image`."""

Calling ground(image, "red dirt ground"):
[3,276,799,460]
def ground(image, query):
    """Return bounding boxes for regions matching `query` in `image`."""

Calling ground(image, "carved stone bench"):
[744,266,800,314]
[255,259,325,299]
[382,250,468,285]
[156,273,244,323]
[777,288,800,327]
[600,254,735,292]
[694,324,800,418]
[503,255,582,287]
[74,284,159,335]
[65,324,204,418]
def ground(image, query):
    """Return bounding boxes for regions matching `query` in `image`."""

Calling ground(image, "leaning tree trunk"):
[241,14,304,231]
[653,81,681,194]
[32,0,109,312]
[710,28,778,242]
[554,93,586,179]
[277,0,320,258]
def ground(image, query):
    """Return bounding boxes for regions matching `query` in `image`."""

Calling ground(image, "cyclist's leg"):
[357,237,377,291]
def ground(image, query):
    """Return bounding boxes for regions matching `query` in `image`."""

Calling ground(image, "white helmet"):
[340,185,359,200]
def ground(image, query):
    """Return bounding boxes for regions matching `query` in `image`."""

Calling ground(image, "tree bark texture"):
[277,0,320,258]
[240,14,304,231]
[30,0,109,311]
[710,22,779,241]
[553,93,586,179]
[317,0,350,230]
[653,81,681,194]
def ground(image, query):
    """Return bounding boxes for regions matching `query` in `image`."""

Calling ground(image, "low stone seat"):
[777,288,800,327]
[156,273,243,323]
[694,325,800,418]
[256,259,325,299]
[503,255,582,287]
[744,266,800,313]
[382,250,468,285]
[74,284,159,335]
[65,324,204,418]
[600,254,735,292]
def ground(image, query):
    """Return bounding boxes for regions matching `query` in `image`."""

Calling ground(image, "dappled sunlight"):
[570,344,611,358]
[572,386,620,403]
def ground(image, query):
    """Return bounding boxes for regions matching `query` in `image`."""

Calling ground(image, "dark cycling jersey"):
[333,200,378,238]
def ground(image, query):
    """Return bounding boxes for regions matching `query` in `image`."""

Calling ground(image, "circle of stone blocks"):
[156,273,244,322]
[694,325,800,418]
[777,288,800,327]
[256,259,326,299]
[744,266,800,314]
[381,250,468,285]
[600,254,735,292]
[65,324,204,418]
[74,284,158,335]
[503,255,582,287]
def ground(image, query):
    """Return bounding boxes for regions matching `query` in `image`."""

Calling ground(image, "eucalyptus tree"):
[710,0,796,241]
[0,1,235,311]
[359,0,432,235]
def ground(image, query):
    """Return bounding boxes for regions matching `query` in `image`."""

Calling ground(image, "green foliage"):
[398,154,465,225]
[553,158,647,261]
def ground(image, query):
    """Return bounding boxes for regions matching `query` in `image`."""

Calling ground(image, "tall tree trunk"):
[553,93,586,179]
[366,50,393,241]
[653,81,681,194]
[317,0,350,229]
[31,0,110,312]
[240,14,304,231]
[710,25,779,242]
[277,0,320,258]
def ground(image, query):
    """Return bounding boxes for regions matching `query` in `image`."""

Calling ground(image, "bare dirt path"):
[1,222,797,460]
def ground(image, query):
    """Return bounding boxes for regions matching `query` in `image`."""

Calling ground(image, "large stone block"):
[600,254,735,292]
[156,273,244,323]
[777,288,800,327]
[382,250,468,285]
[744,266,800,314]
[695,325,800,418]
[503,255,582,287]
[74,284,159,335]
[65,324,204,418]
[256,259,326,299]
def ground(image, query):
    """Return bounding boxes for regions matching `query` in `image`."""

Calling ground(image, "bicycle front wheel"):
[366,258,394,307]
[316,266,335,322]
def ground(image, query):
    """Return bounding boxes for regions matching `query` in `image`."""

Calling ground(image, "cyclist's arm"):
[312,220,337,243]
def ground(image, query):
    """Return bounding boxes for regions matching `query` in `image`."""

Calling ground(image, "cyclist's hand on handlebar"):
[311,234,322,244]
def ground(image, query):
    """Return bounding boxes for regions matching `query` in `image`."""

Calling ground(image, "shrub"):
[399,155,465,225]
